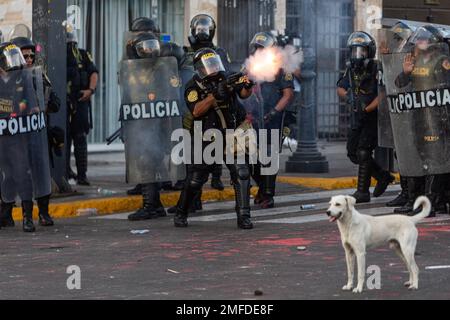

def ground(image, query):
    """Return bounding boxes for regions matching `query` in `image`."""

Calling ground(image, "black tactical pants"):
[347,117,390,190]
[177,162,251,218]
[66,100,91,179]
[252,112,284,198]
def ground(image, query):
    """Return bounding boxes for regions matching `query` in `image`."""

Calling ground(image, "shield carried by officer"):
[0,67,51,203]
[377,28,413,149]
[382,42,450,176]
[119,57,186,184]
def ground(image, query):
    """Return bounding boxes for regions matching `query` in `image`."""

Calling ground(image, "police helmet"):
[249,32,277,55]
[0,42,26,71]
[190,14,216,43]
[11,36,36,52]
[347,31,376,63]
[408,25,444,51]
[131,17,161,35]
[193,48,225,79]
[128,32,161,59]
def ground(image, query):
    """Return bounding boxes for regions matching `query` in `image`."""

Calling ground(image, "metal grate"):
[218,0,275,68]
[315,0,353,140]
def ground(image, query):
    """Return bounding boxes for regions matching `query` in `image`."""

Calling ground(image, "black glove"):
[47,91,61,113]
[48,126,65,157]
[214,81,229,102]
[243,77,255,90]
[264,109,281,123]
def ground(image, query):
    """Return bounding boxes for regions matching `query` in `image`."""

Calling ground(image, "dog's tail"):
[410,196,431,224]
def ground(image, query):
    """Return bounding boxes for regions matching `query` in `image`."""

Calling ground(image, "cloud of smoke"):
[244,45,304,83]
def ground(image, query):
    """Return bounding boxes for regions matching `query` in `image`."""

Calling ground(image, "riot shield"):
[377,28,410,149]
[0,67,52,203]
[119,57,186,184]
[381,43,450,176]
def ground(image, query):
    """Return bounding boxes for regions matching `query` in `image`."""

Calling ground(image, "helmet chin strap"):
[189,36,214,51]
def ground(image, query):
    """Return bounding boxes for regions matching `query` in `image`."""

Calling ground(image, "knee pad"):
[189,172,207,190]
[236,165,250,181]
[356,149,371,164]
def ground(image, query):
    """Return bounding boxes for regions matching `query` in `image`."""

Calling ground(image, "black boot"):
[352,162,371,204]
[22,201,36,233]
[386,176,409,207]
[127,184,142,196]
[395,177,425,214]
[211,165,225,191]
[37,195,54,227]
[260,174,276,209]
[74,134,90,186]
[0,202,15,227]
[174,208,188,228]
[128,184,159,221]
[193,190,203,211]
[372,161,395,198]
[153,187,167,217]
[234,167,254,230]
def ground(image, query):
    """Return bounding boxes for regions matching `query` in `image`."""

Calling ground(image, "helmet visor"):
[135,39,160,58]
[2,46,25,70]
[194,53,225,79]
[351,46,368,60]
[195,23,211,37]
[408,27,439,50]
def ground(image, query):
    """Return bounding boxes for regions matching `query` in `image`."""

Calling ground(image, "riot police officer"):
[248,32,295,209]
[1,36,60,227]
[394,25,450,216]
[126,17,185,197]
[174,48,254,229]
[0,42,51,232]
[182,14,229,192]
[66,25,98,186]
[124,32,169,221]
[337,31,394,204]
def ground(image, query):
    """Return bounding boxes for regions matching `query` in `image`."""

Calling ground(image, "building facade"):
[3,0,450,143]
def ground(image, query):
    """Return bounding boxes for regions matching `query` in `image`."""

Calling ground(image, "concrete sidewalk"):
[12,141,398,220]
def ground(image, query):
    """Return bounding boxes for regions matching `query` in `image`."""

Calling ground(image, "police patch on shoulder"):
[442,59,450,70]
[284,73,293,81]
[187,90,198,103]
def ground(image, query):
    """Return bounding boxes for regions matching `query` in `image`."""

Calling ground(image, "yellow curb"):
[11,187,260,221]
[11,174,400,220]
[277,174,400,190]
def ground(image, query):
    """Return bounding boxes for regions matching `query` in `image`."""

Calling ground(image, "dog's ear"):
[346,196,356,210]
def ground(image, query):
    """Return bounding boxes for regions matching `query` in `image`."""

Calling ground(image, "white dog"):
[327,195,431,293]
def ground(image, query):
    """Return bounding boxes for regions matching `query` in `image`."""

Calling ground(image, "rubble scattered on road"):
[77,208,98,217]
[254,289,264,296]
[130,230,150,235]
[167,269,180,274]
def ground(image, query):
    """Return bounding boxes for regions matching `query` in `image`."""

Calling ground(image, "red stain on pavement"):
[419,225,450,237]
[256,238,313,247]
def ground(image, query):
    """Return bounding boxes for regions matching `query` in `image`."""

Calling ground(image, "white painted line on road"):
[425,266,450,270]
[200,186,401,212]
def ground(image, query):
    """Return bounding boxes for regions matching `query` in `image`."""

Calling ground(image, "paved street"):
[1,186,450,300]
